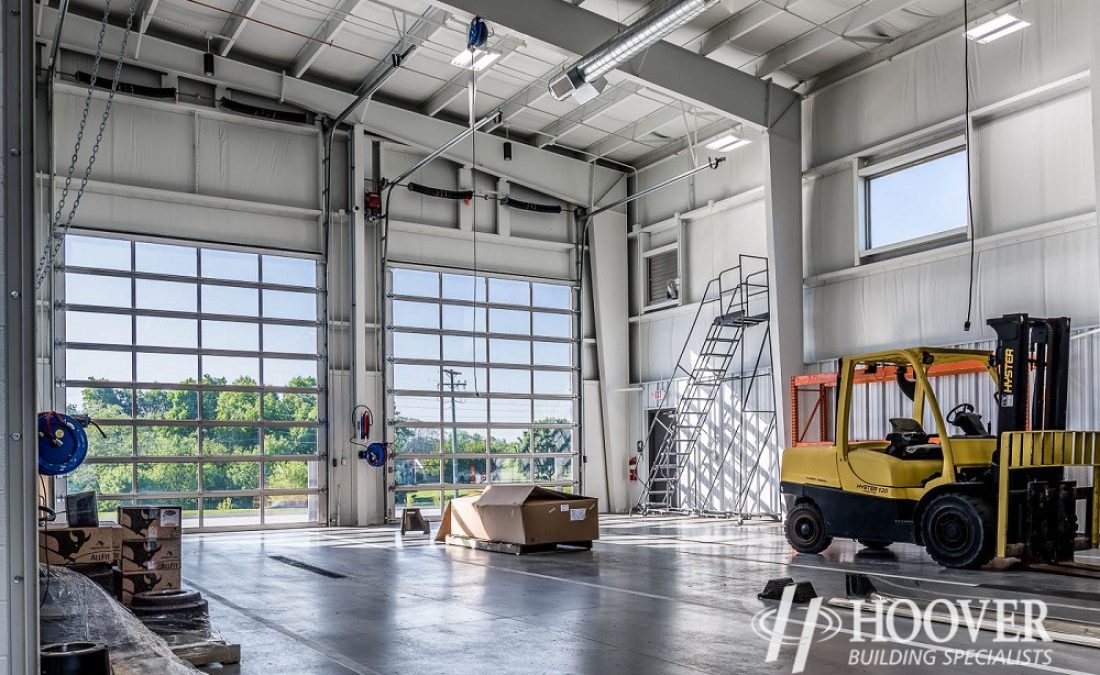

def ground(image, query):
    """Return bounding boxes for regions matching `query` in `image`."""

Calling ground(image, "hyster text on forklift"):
[780,313,1100,569]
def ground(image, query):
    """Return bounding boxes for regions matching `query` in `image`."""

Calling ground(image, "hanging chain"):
[35,0,139,289]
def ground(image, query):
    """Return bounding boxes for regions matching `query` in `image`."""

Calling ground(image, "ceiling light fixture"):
[705,133,750,153]
[450,47,502,71]
[203,36,215,78]
[549,0,720,103]
[965,13,1029,44]
[452,15,499,71]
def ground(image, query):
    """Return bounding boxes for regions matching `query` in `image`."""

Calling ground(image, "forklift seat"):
[884,418,944,461]
[849,449,942,488]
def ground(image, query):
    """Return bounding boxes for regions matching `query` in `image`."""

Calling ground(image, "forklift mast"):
[987,313,1070,434]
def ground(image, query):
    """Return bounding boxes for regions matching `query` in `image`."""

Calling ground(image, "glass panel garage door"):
[59,233,325,530]
[386,267,578,517]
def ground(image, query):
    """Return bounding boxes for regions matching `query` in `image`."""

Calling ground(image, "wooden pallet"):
[444,534,592,555]
[171,639,241,667]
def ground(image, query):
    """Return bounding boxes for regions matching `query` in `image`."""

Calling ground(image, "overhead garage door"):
[385,266,579,517]
[57,232,326,530]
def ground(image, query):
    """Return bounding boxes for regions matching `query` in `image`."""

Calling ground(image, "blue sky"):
[869,150,968,248]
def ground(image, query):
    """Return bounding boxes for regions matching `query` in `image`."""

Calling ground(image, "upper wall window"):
[860,144,968,255]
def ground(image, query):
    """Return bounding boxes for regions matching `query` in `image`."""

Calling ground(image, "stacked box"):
[116,506,182,604]
[39,525,121,566]
[120,538,182,573]
[114,568,182,604]
[117,505,182,540]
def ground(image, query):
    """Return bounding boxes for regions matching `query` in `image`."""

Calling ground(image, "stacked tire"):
[130,588,210,635]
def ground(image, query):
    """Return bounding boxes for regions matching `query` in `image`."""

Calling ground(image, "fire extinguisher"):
[628,457,638,482]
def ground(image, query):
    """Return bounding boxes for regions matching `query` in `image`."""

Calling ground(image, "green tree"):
[67,372,319,504]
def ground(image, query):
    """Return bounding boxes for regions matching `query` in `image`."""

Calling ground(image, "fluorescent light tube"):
[451,47,501,71]
[965,14,1029,44]
[705,134,750,153]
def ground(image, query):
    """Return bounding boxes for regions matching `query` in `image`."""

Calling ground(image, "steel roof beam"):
[131,0,161,60]
[290,0,368,78]
[633,118,730,169]
[803,0,1020,94]
[37,5,624,206]
[420,34,523,117]
[534,82,641,148]
[290,1,450,79]
[218,0,264,57]
[485,65,567,133]
[692,2,782,56]
[425,0,797,131]
[583,105,682,159]
[752,0,923,79]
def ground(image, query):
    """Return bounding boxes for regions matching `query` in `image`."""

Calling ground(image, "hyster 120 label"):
[856,484,889,495]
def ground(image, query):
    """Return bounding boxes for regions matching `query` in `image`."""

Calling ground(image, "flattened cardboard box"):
[39,525,121,566]
[115,568,181,605]
[120,537,182,572]
[436,485,598,546]
[118,505,182,541]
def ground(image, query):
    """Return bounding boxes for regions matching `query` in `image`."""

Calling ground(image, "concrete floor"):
[186,516,1100,675]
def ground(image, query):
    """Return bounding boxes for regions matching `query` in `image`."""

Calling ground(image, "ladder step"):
[713,311,769,327]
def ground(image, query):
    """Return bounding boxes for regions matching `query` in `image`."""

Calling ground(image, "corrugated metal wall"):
[630,328,1100,519]
[819,330,1100,439]
[808,329,1100,487]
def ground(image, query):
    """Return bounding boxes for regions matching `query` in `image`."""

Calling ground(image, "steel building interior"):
[4,0,1100,673]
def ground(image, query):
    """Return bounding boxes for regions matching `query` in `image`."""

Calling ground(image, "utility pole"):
[441,368,466,484]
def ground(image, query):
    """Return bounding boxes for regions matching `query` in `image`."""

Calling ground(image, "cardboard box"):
[118,506,182,541]
[120,537,182,573]
[436,485,599,546]
[116,568,181,605]
[39,525,121,566]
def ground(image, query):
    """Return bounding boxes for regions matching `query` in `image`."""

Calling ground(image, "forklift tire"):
[857,540,892,550]
[920,493,995,569]
[785,502,832,554]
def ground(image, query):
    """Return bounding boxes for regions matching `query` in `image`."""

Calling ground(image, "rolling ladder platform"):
[636,255,775,515]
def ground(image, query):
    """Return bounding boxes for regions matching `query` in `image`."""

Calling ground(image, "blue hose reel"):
[37,412,94,476]
[466,16,489,50]
[363,442,388,468]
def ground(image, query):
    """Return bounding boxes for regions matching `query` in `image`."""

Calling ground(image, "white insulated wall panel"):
[804,222,1099,360]
[806,0,1090,166]
[977,90,1095,235]
[635,145,765,225]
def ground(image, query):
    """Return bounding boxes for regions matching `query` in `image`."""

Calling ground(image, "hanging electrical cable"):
[35,0,139,289]
[468,50,482,396]
[963,0,977,331]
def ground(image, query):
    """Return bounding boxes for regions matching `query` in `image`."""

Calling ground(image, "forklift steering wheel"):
[946,403,975,427]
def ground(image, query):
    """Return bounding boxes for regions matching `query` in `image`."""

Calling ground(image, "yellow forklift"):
[781,313,1100,569]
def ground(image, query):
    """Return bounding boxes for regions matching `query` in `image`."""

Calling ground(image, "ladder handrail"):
[636,255,771,511]
[698,323,774,509]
